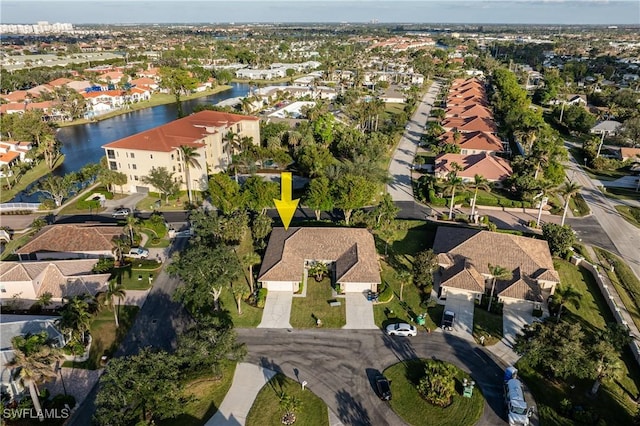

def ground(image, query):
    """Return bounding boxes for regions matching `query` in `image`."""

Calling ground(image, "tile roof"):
[0,151,20,164]
[445,104,493,119]
[497,268,544,302]
[433,227,559,282]
[435,153,512,181]
[258,227,381,284]
[16,225,123,255]
[442,116,498,133]
[102,110,258,152]
[440,131,503,152]
[440,260,486,292]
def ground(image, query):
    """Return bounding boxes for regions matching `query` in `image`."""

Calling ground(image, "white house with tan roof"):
[102,110,260,194]
[0,259,110,305]
[433,227,560,314]
[258,227,381,293]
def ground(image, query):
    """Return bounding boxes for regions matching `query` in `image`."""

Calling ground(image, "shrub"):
[416,359,457,407]
[39,199,56,210]
[256,288,268,308]
[428,189,446,206]
[93,258,114,273]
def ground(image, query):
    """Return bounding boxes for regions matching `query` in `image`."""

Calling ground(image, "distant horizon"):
[1,1,639,26]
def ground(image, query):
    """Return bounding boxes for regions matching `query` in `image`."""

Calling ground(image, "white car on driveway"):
[385,322,417,337]
[112,208,131,218]
[127,247,149,259]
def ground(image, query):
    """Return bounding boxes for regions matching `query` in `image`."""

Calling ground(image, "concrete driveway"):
[343,292,377,330]
[502,303,534,347]
[258,291,292,328]
[443,291,475,343]
[205,362,277,426]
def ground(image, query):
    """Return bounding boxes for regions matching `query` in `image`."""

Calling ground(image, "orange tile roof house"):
[433,227,559,313]
[258,227,381,293]
[439,131,504,155]
[15,224,124,261]
[442,116,498,133]
[0,259,111,304]
[102,110,260,194]
[445,104,493,119]
[434,153,513,183]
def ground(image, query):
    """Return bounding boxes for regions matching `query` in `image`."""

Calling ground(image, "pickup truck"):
[127,247,149,259]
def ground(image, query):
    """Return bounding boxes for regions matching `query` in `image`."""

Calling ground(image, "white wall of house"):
[261,281,299,292]
[0,280,35,300]
[339,281,377,293]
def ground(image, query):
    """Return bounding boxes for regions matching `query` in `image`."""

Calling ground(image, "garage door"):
[342,282,373,293]
[443,291,475,343]
[135,186,150,194]
[264,281,296,292]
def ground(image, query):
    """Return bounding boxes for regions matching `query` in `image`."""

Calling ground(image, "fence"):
[0,202,41,212]
[572,255,640,366]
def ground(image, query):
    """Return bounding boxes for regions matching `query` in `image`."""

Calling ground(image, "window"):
[130,152,135,159]
[150,154,153,159]
[109,161,117,171]
[171,154,174,160]
[132,164,137,170]
[134,175,139,181]
[107,149,115,159]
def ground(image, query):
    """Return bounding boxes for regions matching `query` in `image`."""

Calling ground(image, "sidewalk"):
[205,363,276,426]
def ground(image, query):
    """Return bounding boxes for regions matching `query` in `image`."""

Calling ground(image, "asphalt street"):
[237,328,507,426]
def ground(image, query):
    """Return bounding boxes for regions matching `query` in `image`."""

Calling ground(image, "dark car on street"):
[375,375,392,401]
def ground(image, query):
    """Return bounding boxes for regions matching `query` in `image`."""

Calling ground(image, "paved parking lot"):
[443,291,475,343]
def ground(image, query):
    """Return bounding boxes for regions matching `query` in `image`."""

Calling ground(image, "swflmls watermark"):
[2,407,71,420]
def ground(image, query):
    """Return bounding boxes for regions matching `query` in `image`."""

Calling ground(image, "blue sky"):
[2,1,639,25]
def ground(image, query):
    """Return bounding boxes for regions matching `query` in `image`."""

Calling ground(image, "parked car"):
[442,310,455,331]
[375,375,392,401]
[112,208,131,218]
[385,322,417,337]
[127,247,149,259]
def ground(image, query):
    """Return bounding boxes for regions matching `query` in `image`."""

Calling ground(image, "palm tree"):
[242,252,261,294]
[552,284,581,321]
[397,269,412,302]
[559,180,582,226]
[35,292,53,310]
[58,295,94,345]
[443,165,466,220]
[100,281,126,328]
[279,392,302,425]
[487,264,512,312]
[469,174,490,219]
[111,235,131,266]
[309,262,329,282]
[124,215,140,246]
[178,145,202,205]
[7,333,64,422]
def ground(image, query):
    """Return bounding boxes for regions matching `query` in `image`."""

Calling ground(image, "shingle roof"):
[440,260,486,292]
[102,110,258,152]
[16,225,123,255]
[498,268,544,302]
[258,227,380,284]
[433,227,559,282]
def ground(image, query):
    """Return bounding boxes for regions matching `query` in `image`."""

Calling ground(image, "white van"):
[504,378,532,426]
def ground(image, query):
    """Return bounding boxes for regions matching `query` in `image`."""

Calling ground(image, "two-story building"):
[102,110,260,194]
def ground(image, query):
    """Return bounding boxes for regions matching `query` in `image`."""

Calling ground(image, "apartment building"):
[102,111,260,194]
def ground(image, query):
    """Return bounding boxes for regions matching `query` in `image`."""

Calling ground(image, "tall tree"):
[208,172,246,215]
[469,174,490,219]
[159,67,198,118]
[332,174,377,225]
[178,145,202,205]
[487,264,512,312]
[58,294,95,346]
[241,176,279,214]
[559,180,582,226]
[94,348,183,425]
[589,340,622,396]
[373,193,399,228]
[303,176,334,221]
[100,281,126,328]
[242,252,261,294]
[542,223,576,257]
[551,284,581,321]
[111,234,131,266]
[7,333,64,422]
[33,173,77,207]
[442,167,466,220]
[141,167,179,203]
[412,249,437,289]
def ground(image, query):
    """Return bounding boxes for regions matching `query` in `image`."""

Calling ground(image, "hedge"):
[428,189,446,206]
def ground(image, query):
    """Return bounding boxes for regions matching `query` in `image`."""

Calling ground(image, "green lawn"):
[112,262,163,290]
[615,205,640,228]
[141,229,172,248]
[472,306,503,346]
[159,361,237,426]
[64,306,139,370]
[384,359,484,426]
[517,259,640,426]
[593,248,640,331]
[135,191,206,212]
[602,186,640,202]
[291,277,346,328]
[0,230,36,261]
[586,167,629,181]
[246,374,328,426]
[0,156,65,203]
[568,193,590,217]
